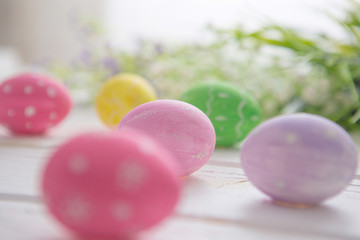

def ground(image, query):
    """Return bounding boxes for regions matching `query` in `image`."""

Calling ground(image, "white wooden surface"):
[1,107,360,240]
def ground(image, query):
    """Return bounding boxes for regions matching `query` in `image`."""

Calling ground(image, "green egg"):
[180,81,263,147]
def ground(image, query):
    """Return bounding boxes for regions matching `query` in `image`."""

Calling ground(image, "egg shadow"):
[239,198,351,236]
[71,233,141,240]
[0,125,63,148]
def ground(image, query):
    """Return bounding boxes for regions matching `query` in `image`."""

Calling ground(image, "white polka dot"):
[63,197,91,223]
[24,106,36,118]
[25,122,32,129]
[2,84,11,94]
[117,161,146,190]
[194,148,210,160]
[171,132,184,141]
[182,106,193,111]
[47,87,57,98]
[49,112,58,120]
[276,180,286,189]
[68,155,89,175]
[286,133,298,144]
[218,93,229,98]
[24,85,33,94]
[138,138,155,155]
[8,109,15,117]
[112,201,132,221]
[326,128,337,139]
[251,115,260,122]
[215,115,227,121]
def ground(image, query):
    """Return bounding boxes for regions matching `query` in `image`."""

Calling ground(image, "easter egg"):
[117,100,216,176]
[180,81,262,147]
[240,113,358,207]
[42,130,180,239]
[95,73,157,129]
[0,73,72,134]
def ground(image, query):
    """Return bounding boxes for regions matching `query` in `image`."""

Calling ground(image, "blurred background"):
[0,0,359,128]
[0,0,346,64]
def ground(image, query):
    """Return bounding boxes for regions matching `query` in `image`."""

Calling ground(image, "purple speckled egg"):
[117,100,216,177]
[241,113,358,206]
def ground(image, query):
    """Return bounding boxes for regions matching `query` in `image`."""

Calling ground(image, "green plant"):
[46,0,360,130]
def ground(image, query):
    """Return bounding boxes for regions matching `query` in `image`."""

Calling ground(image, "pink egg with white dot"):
[241,113,358,207]
[42,130,181,239]
[117,100,216,176]
[0,73,72,134]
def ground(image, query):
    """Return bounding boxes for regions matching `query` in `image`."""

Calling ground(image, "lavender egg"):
[240,113,358,207]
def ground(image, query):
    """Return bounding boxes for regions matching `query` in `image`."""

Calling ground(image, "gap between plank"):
[176,213,360,240]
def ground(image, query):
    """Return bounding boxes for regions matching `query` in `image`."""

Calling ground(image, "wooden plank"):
[181,165,360,240]
[1,145,359,239]
[1,107,360,239]
[0,201,343,240]
[0,151,44,196]
[0,201,72,240]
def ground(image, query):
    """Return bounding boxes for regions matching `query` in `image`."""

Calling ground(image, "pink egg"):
[42,130,181,239]
[117,100,216,176]
[0,73,72,134]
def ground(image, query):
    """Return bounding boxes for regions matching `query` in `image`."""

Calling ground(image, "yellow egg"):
[95,73,157,128]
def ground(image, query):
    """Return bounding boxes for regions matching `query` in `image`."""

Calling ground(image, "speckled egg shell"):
[180,81,262,147]
[95,73,157,129]
[117,100,216,176]
[0,73,72,134]
[240,113,358,206]
[42,130,180,239]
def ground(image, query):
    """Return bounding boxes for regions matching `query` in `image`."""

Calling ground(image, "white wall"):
[0,0,351,64]
[104,0,348,49]
[0,0,104,63]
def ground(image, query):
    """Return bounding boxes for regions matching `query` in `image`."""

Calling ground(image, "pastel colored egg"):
[180,81,262,147]
[240,113,358,207]
[42,130,180,239]
[0,73,72,135]
[95,73,157,129]
[117,100,216,176]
